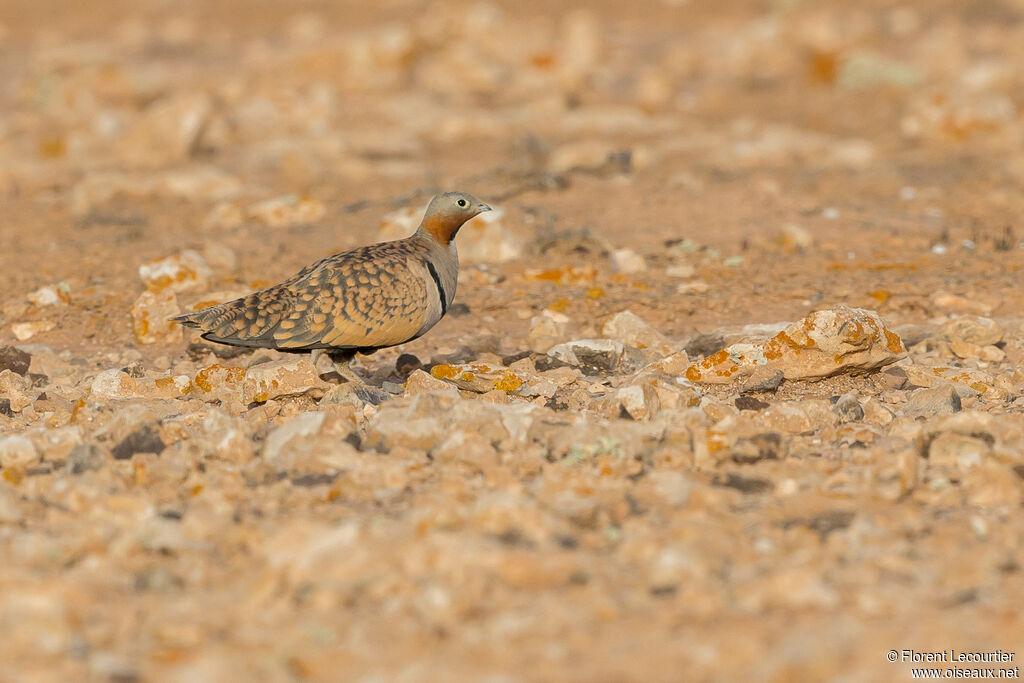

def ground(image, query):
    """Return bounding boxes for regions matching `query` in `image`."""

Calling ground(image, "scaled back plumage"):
[172,192,490,383]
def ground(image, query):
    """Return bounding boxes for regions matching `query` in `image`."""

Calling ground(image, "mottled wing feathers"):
[272,245,432,349]
[173,286,298,347]
[175,239,434,351]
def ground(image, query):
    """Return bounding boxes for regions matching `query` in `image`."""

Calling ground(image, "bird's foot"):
[333,360,367,387]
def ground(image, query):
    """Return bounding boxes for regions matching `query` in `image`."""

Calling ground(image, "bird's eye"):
[457,199,467,208]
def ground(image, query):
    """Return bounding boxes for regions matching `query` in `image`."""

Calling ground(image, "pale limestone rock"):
[756,400,836,435]
[433,430,500,469]
[120,92,212,165]
[930,291,996,315]
[91,369,141,400]
[247,194,326,228]
[364,394,456,452]
[11,321,55,341]
[27,283,70,307]
[642,350,690,376]
[130,289,182,345]
[516,374,558,400]
[456,207,523,264]
[927,432,990,471]
[941,317,1004,346]
[871,438,920,500]
[549,139,616,173]
[0,370,34,412]
[71,167,241,215]
[903,364,997,398]
[541,366,580,388]
[861,397,895,426]
[0,435,40,469]
[648,470,692,507]
[202,242,237,272]
[832,394,864,423]
[635,69,673,113]
[902,91,1018,146]
[528,310,571,353]
[609,383,660,421]
[192,359,322,407]
[192,364,247,407]
[676,280,709,294]
[740,366,784,394]
[650,378,702,412]
[684,305,905,385]
[949,340,1004,362]
[319,383,389,408]
[600,310,674,354]
[139,250,212,293]
[137,375,193,400]
[779,223,813,251]
[921,411,1003,450]
[903,384,961,418]
[961,463,1022,507]
[242,359,322,404]
[24,425,82,462]
[558,10,603,85]
[428,362,524,395]
[262,412,326,464]
[610,248,646,274]
[0,487,23,523]
[198,410,253,462]
[622,372,699,415]
[548,339,624,373]
[203,201,246,231]
[404,369,458,397]
[666,263,696,279]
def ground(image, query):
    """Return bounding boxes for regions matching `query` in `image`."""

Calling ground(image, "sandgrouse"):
[173,192,491,384]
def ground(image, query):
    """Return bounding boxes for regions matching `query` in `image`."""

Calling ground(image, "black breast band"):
[426,261,448,317]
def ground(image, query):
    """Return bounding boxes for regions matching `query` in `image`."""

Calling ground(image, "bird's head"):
[419,191,492,244]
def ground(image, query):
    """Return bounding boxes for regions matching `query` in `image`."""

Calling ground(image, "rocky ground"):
[2,0,1024,681]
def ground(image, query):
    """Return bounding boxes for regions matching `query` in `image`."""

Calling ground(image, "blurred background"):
[3,0,1024,341]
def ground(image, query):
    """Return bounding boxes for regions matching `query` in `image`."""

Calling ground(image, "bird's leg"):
[310,348,324,369]
[327,349,365,386]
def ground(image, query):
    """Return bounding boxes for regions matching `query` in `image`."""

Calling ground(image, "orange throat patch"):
[422,215,459,244]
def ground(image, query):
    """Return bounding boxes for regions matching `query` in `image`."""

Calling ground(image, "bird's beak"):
[477,202,492,213]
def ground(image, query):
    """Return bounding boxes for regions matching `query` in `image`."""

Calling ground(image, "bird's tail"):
[169,312,201,327]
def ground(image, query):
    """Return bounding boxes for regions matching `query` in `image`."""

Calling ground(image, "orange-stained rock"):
[684,305,905,384]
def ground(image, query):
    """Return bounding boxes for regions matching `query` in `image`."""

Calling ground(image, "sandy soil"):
[1,0,1023,681]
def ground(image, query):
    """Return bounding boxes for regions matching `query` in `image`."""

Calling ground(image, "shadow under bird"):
[172,191,491,384]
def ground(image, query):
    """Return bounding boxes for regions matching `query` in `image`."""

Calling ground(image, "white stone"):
[0,435,40,469]
[685,305,905,384]
[457,207,523,264]
[0,370,34,412]
[528,310,571,353]
[263,412,326,463]
[11,321,55,341]
[247,194,326,228]
[610,248,646,274]
[600,310,674,354]
[242,358,323,404]
[130,289,182,345]
[547,339,624,372]
[91,369,141,400]
[138,250,212,293]
[27,283,70,307]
